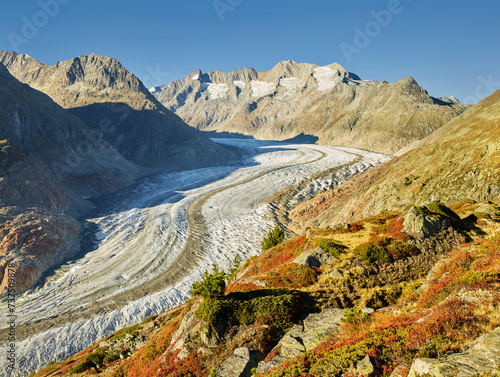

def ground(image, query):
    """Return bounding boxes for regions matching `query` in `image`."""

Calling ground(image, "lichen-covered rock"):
[0,207,81,296]
[408,327,500,377]
[355,355,376,377]
[276,308,345,360]
[403,206,443,239]
[168,301,202,358]
[277,325,306,358]
[216,347,263,377]
[293,247,337,268]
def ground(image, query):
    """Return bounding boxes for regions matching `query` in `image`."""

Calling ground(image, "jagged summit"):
[153,61,467,153]
[0,50,238,170]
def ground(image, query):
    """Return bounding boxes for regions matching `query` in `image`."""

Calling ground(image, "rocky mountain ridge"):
[0,50,238,170]
[0,61,141,296]
[289,89,500,232]
[154,60,467,153]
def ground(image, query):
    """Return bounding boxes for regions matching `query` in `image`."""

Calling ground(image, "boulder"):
[216,347,263,377]
[403,206,443,239]
[168,301,203,359]
[293,247,337,268]
[301,308,345,351]
[355,355,376,377]
[269,308,345,368]
[329,269,344,279]
[277,325,306,358]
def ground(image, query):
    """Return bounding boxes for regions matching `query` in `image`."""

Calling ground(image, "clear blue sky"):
[1,0,499,104]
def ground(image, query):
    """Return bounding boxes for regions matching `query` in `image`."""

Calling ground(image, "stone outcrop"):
[293,246,338,268]
[0,207,81,295]
[256,308,345,373]
[153,60,466,154]
[408,327,500,377]
[216,347,263,377]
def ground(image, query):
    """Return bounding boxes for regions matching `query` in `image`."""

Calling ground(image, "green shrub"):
[69,359,95,374]
[262,225,285,251]
[357,241,391,264]
[356,237,417,265]
[315,238,347,257]
[196,292,299,332]
[110,324,141,341]
[191,264,227,300]
[227,254,241,282]
[413,201,460,220]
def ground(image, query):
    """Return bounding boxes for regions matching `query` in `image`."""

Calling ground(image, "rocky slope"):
[0,62,139,200]
[0,61,144,296]
[289,89,500,232]
[30,200,500,377]
[153,60,467,153]
[0,51,237,170]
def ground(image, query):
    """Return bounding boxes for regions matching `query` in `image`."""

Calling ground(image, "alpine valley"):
[0,52,499,377]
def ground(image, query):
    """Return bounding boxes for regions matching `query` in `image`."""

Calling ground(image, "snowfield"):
[251,80,276,97]
[0,139,391,376]
[313,66,341,92]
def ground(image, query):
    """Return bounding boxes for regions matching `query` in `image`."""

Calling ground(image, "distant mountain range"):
[153,60,467,153]
[0,51,237,170]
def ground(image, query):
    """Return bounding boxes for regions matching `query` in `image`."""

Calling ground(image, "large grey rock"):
[293,247,337,268]
[169,302,204,359]
[216,347,263,377]
[277,325,306,358]
[403,207,443,239]
[408,327,500,377]
[276,309,345,359]
[302,308,345,351]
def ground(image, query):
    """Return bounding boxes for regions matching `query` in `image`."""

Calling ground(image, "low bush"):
[341,307,368,325]
[191,264,226,300]
[356,237,418,265]
[262,225,285,251]
[267,264,318,289]
[315,238,346,257]
[196,291,300,333]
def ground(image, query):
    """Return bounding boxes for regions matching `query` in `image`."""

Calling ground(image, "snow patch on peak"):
[251,80,276,98]
[313,67,341,92]
[149,86,162,94]
[277,77,305,101]
[233,80,246,89]
[192,74,200,80]
[202,82,229,100]
[279,77,304,91]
